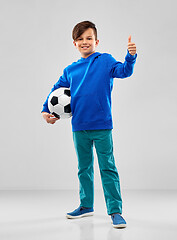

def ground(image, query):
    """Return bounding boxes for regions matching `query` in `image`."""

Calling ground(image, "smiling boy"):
[42,21,137,228]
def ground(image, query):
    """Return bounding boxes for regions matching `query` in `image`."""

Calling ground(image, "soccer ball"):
[48,88,72,119]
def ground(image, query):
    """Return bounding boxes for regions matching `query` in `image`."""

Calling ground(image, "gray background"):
[0,0,176,190]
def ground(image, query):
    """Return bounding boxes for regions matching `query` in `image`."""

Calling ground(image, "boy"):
[41,21,137,228]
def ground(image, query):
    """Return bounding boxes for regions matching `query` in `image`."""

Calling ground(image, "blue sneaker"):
[111,213,127,228]
[66,206,94,219]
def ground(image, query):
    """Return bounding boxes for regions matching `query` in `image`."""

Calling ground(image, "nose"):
[82,38,87,44]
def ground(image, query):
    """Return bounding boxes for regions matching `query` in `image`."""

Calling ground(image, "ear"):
[73,41,77,47]
[95,39,99,47]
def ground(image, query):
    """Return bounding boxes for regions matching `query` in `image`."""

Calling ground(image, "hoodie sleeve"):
[106,51,137,79]
[41,68,70,113]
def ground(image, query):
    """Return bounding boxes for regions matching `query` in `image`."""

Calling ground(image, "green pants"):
[73,129,122,215]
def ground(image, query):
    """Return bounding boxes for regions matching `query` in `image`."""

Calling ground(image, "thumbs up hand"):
[128,35,136,56]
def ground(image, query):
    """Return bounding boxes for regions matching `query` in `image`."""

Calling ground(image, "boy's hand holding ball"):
[42,112,59,124]
[128,35,136,56]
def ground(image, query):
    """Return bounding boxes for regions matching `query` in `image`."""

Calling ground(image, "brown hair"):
[72,21,97,41]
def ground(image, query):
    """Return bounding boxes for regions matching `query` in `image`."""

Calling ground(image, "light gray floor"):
[0,190,177,240]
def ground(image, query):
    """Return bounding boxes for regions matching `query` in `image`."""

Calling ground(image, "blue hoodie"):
[42,51,137,131]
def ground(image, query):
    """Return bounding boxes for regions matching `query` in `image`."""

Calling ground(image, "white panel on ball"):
[58,94,70,106]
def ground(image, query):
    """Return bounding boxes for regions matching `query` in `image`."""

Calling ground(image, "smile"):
[81,46,90,49]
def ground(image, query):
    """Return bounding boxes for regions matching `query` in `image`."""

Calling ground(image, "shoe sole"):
[112,223,127,228]
[66,212,94,219]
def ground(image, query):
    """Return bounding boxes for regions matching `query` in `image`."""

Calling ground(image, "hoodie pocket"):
[71,94,105,123]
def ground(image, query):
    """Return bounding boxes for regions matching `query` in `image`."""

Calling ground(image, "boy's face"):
[73,28,99,58]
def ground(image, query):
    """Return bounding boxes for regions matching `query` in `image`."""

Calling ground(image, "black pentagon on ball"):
[64,89,71,97]
[52,112,60,119]
[64,104,71,113]
[51,96,58,106]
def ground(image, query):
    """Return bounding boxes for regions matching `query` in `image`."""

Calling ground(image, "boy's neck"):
[81,51,95,59]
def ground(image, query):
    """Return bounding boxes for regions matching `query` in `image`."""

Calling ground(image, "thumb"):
[128,35,131,43]
[48,113,54,117]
